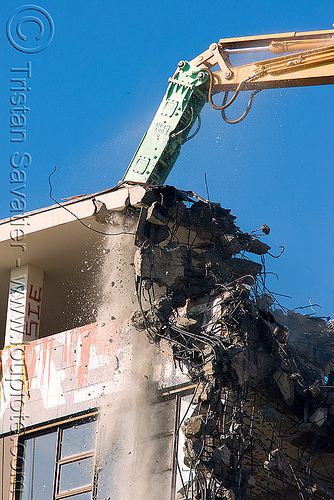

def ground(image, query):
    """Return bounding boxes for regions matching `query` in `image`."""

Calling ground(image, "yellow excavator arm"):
[191,29,334,92]
[123,29,334,185]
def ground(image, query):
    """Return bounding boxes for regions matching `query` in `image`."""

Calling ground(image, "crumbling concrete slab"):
[128,185,334,500]
[134,245,187,288]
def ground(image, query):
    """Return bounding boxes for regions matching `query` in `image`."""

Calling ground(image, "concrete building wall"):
[0,318,189,500]
[0,435,17,499]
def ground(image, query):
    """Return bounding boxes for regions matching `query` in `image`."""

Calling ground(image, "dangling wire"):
[170,107,194,139]
[184,114,201,142]
[206,67,263,111]
[206,68,244,111]
[170,107,202,144]
[205,66,263,127]
[48,167,137,237]
[267,245,285,258]
[221,89,261,124]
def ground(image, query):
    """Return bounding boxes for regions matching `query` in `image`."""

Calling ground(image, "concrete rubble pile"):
[124,185,334,500]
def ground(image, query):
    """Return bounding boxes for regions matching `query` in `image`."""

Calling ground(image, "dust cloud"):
[96,210,168,500]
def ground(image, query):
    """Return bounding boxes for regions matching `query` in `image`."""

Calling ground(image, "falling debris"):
[122,184,334,500]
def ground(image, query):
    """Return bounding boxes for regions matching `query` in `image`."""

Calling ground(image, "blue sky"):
[1,1,333,317]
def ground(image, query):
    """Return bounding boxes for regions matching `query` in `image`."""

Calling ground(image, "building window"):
[16,416,98,500]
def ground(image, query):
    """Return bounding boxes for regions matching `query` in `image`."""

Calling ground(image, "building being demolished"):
[0,183,333,500]
[128,185,334,500]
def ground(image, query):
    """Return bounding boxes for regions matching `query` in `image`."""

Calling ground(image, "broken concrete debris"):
[97,185,334,499]
[134,244,187,288]
[264,448,292,477]
[273,368,296,405]
[309,407,328,428]
[259,405,282,423]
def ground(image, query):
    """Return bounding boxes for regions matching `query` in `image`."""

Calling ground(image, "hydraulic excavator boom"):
[122,29,334,185]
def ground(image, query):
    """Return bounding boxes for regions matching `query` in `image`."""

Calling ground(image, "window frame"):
[159,382,196,500]
[15,412,99,500]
